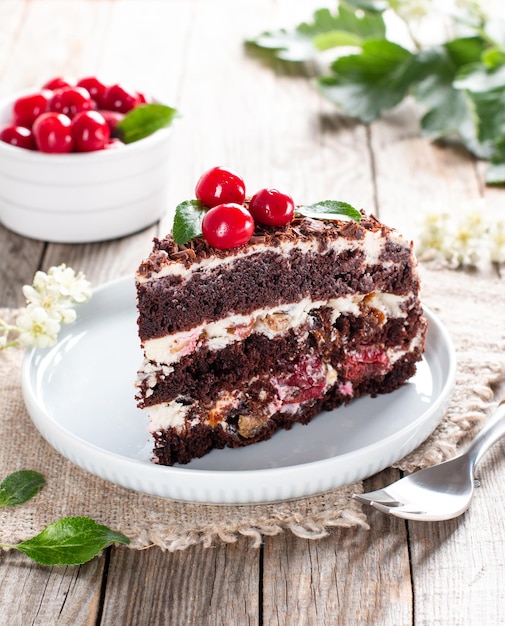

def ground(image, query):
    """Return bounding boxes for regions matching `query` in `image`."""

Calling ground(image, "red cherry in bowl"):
[32,112,73,153]
[42,76,76,90]
[101,83,141,113]
[0,125,36,150]
[76,76,107,107]
[71,110,110,152]
[48,86,93,119]
[99,110,125,134]
[202,203,254,249]
[248,188,295,227]
[12,90,52,128]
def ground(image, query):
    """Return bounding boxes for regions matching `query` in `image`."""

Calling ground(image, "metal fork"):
[352,400,505,521]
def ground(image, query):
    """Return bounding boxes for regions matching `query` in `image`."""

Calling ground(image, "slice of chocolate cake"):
[135,208,427,466]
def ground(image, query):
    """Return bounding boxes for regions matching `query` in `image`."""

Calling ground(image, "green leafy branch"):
[0,470,129,565]
[247,0,505,184]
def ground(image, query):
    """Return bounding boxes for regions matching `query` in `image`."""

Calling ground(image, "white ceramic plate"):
[22,276,456,504]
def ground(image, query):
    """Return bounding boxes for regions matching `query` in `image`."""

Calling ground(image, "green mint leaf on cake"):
[173,199,207,244]
[1,517,130,566]
[0,470,45,506]
[297,200,362,222]
[115,103,178,144]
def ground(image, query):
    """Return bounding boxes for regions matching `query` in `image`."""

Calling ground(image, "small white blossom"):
[418,212,451,257]
[22,264,91,325]
[489,220,505,264]
[16,306,61,349]
[0,264,91,352]
[22,282,63,319]
[46,264,92,305]
[417,210,505,269]
[446,211,487,266]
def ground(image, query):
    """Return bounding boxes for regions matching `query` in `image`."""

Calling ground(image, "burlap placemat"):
[0,266,504,551]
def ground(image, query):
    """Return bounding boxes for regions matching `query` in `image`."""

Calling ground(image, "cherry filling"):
[272,354,327,404]
[341,345,390,382]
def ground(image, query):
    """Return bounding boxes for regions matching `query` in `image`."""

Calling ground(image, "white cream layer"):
[142,292,412,366]
[136,222,401,284]
[143,325,425,433]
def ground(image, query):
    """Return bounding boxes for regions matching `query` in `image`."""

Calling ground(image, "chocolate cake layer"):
[151,353,421,466]
[137,303,424,408]
[136,216,417,342]
[137,249,418,341]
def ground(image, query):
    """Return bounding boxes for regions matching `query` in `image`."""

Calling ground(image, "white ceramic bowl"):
[0,91,174,243]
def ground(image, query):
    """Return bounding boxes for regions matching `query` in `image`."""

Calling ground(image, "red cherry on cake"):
[202,203,254,250]
[0,125,36,150]
[249,188,295,227]
[195,166,246,208]
[71,110,110,152]
[32,112,73,153]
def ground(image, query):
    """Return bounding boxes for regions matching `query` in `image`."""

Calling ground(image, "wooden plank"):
[0,227,45,307]
[0,1,46,303]
[0,0,113,94]
[41,0,194,282]
[0,1,26,93]
[408,440,505,625]
[0,550,106,626]
[369,102,482,232]
[100,541,260,625]
[41,225,158,287]
[262,469,412,626]
[0,4,113,626]
[157,0,374,235]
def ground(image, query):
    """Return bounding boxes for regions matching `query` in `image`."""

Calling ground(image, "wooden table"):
[1,1,505,624]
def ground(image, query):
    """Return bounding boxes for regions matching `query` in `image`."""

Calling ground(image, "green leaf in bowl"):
[115,103,178,144]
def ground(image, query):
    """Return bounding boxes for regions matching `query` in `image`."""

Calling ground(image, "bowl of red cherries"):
[0,76,178,242]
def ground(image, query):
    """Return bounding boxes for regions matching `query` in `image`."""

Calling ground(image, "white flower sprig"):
[417,210,505,270]
[0,264,91,351]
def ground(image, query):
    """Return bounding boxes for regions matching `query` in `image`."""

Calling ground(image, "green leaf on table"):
[172,199,207,245]
[445,36,486,68]
[297,200,362,222]
[404,40,493,158]
[454,62,505,92]
[467,88,505,144]
[12,517,130,566]
[482,47,505,70]
[343,0,389,13]
[485,160,505,185]
[318,39,414,122]
[302,6,386,52]
[0,470,45,506]
[115,103,178,144]
[247,3,505,186]
[247,5,386,63]
[484,138,505,185]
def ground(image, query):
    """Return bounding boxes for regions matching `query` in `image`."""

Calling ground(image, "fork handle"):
[466,400,505,469]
